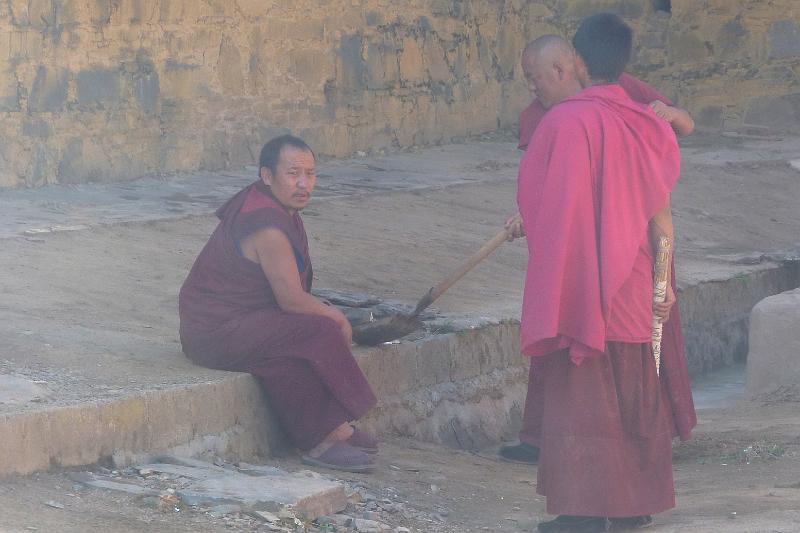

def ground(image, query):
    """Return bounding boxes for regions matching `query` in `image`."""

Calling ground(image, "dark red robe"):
[179,180,377,450]
[517,84,681,516]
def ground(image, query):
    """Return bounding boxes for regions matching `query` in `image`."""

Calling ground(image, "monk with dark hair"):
[179,135,378,473]
[517,14,683,532]
[502,34,696,468]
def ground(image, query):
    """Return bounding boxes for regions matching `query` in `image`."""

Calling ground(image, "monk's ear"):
[574,55,589,83]
[260,166,273,186]
[553,61,566,80]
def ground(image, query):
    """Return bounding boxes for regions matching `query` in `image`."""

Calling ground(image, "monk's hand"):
[505,213,525,241]
[331,308,353,345]
[340,320,353,345]
[650,100,678,124]
[654,283,676,323]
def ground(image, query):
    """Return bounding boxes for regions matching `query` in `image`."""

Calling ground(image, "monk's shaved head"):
[521,35,582,109]
[522,35,575,64]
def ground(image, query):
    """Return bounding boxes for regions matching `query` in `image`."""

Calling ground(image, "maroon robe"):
[179,180,377,450]
[517,84,681,516]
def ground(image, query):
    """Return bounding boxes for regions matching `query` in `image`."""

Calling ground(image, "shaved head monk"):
[516,14,684,532]
[502,34,697,468]
[179,135,378,473]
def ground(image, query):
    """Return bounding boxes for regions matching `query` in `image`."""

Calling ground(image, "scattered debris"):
[59,455,431,531]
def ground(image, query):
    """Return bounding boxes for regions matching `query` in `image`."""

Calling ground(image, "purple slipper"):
[347,427,379,454]
[301,441,374,473]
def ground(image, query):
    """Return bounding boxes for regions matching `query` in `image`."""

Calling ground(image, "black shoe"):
[608,515,653,530]
[498,442,540,464]
[538,515,608,533]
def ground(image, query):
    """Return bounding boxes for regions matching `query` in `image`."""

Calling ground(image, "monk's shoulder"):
[538,99,602,134]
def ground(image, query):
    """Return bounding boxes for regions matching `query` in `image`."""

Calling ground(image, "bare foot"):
[306,422,355,458]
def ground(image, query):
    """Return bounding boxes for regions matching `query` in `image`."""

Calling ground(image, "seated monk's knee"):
[305,314,347,343]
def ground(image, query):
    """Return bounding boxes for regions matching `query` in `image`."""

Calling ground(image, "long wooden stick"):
[652,236,672,376]
[413,215,520,315]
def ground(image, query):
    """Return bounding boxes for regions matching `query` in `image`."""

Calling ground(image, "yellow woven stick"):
[652,236,672,376]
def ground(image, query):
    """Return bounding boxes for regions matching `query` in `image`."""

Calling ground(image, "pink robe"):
[179,180,377,450]
[517,76,696,447]
[517,84,681,516]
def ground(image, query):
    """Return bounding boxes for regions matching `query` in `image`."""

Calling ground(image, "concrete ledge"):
[2,264,798,477]
[680,261,800,374]
[355,323,526,448]
[0,324,526,476]
[0,375,275,477]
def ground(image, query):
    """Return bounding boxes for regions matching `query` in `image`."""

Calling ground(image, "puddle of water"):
[691,363,746,409]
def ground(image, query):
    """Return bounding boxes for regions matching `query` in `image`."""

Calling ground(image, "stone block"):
[218,36,245,95]
[769,20,800,60]
[27,143,51,187]
[57,138,85,184]
[743,93,800,134]
[716,18,747,57]
[366,11,383,26]
[365,42,388,89]
[22,119,52,137]
[355,347,413,397]
[423,37,451,83]
[8,30,44,60]
[563,0,644,20]
[746,288,800,398]
[696,105,724,131]
[414,336,453,387]
[290,49,330,89]
[28,66,69,113]
[77,68,122,108]
[161,61,202,100]
[339,33,366,92]
[178,470,346,520]
[135,72,160,114]
[668,33,711,63]
[0,75,21,112]
[399,37,425,83]
[236,0,269,19]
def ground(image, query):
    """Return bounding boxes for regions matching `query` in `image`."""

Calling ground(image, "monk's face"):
[261,146,316,212]
[522,54,563,109]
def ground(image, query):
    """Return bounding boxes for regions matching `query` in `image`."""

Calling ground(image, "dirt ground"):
[1,133,800,531]
[0,401,799,532]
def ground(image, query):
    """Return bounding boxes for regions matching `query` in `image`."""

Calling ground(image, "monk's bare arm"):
[649,198,676,322]
[243,227,352,343]
[650,101,695,136]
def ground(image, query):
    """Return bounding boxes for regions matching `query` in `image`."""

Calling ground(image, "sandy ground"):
[1,133,800,530]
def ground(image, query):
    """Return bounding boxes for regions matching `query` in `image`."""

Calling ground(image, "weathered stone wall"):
[0,0,798,188]
[603,0,800,133]
[0,0,554,188]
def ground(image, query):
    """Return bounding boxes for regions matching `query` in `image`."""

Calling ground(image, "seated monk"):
[178,135,378,473]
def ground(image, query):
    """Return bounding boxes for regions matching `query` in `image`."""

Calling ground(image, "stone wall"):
[0,0,551,187]
[613,0,800,133]
[0,0,798,188]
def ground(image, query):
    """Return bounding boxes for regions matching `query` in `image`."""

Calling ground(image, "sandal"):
[301,441,375,473]
[498,442,540,464]
[347,427,379,454]
[608,515,654,530]
[538,515,608,532]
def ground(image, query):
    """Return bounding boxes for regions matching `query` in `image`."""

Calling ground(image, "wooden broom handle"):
[413,216,519,315]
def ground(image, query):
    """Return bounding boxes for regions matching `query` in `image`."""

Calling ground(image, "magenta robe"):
[517,77,696,445]
[517,84,681,516]
[179,180,377,450]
